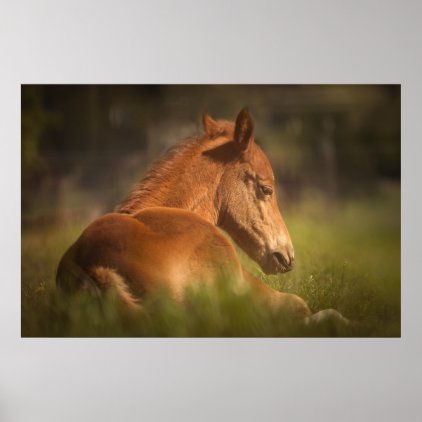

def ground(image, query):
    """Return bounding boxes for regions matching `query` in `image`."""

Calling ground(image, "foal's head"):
[204,108,294,274]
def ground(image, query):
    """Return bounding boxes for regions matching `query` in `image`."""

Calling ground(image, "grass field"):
[21,185,400,337]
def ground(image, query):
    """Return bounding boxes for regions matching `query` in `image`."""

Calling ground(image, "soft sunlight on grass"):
[21,187,400,337]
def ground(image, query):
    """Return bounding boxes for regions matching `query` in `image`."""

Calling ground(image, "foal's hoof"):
[305,309,356,336]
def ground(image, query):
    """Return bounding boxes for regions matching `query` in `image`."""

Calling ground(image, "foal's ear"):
[203,112,219,137]
[234,108,254,151]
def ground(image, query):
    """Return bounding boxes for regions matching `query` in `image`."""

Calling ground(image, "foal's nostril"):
[272,251,293,270]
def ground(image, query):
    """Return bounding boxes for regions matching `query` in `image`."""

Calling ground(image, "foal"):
[57,108,349,329]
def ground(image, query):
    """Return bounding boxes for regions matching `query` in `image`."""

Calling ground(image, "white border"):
[1,1,421,421]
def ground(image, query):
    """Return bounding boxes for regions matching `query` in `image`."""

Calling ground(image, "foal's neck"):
[150,156,223,224]
[117,137,225,225]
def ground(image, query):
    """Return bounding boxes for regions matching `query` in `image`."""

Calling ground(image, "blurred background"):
[21,85,400,226]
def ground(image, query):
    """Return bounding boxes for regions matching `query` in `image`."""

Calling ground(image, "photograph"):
[21,84,400,337]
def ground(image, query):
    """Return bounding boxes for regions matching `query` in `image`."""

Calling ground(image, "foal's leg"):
[241,269,311,319]
[241,268,352,334]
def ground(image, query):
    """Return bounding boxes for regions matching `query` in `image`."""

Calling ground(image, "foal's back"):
[57,207,243,303]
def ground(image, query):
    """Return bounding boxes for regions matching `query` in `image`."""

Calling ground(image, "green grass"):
[21,186,400,337]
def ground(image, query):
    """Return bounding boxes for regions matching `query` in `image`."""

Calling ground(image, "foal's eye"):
[260,185,273,196]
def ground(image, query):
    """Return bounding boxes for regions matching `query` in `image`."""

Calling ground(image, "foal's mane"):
[116,136,200,214]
